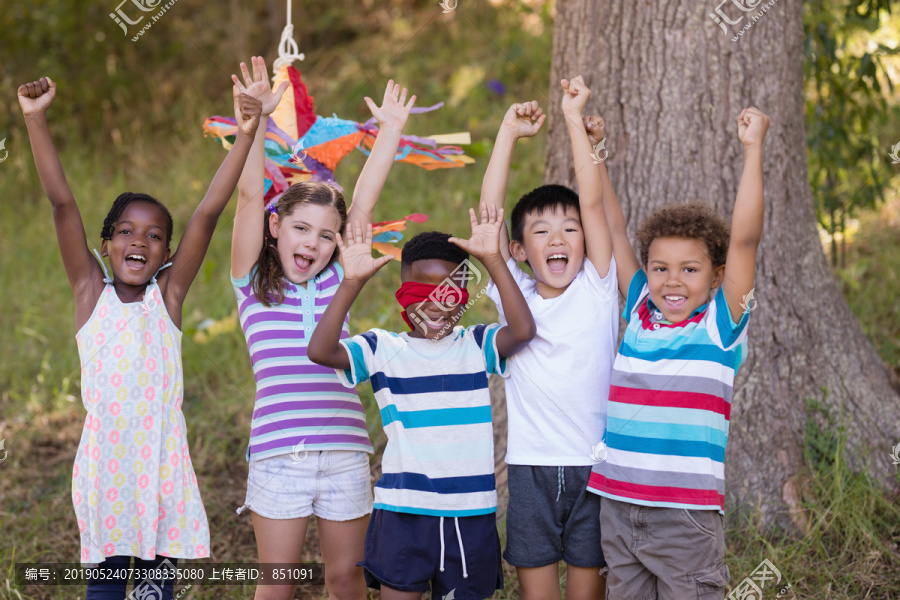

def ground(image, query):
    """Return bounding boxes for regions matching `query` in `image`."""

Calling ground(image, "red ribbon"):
[394,281,470,330]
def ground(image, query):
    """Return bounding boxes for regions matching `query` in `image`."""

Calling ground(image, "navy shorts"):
[503,464,606,568]
[359,508,503,600]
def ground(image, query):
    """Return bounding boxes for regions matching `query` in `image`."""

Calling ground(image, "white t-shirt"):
[486,256,619,466]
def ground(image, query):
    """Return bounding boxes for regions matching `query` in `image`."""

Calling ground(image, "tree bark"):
[544,0,900,528]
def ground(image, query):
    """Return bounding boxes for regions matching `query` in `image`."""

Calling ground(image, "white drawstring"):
[438,517,468,578]
[439,516,446,573]
[454,517,468,579]
[556,465,567,501]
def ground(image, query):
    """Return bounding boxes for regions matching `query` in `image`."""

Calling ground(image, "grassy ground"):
[2,1,900,599]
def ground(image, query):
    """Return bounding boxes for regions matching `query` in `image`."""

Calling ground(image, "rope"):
[272,0,305,73]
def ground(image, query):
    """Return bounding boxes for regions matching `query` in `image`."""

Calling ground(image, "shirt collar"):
[645,295,709,324]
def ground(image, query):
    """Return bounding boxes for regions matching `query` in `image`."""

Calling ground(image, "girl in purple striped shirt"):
[228,56,417,600]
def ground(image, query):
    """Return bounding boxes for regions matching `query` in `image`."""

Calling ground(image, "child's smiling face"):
[402,259,467,340]
[270,203,342,285]
[646,236,725,323]
[101,201,170,286]
[510,204,585,299]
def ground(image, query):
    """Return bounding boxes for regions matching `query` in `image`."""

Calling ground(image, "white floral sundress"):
[72,256,210,563]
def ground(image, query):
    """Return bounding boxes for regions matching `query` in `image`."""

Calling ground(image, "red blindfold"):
[394,281,470,331]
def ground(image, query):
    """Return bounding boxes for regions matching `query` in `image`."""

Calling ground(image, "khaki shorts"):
[599,496,730,600]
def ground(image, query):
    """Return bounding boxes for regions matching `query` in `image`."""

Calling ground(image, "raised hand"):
[18,77,57,117]
[338,222,394,283]
[449,203,504,261]
[737,107,770,149]
[235,93,263,137]
[500,101,546,139]
[364,80,417,132]
[561,75,591,117]
[232,56,289,117]
[583,115,606,145]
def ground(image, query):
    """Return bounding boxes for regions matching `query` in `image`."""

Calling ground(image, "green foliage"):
[803,0,900,266]
[834,206,900,365]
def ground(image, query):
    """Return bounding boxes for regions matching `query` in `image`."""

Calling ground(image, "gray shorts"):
[599,496,730,600]
[503,465,605,568]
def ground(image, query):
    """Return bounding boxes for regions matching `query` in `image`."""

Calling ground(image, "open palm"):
[232,56,288,117]
[339,222,394,283]
[364,80,417,131]
[449,203,504,261]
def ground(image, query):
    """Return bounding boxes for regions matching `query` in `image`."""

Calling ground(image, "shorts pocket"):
[682,509,719,538]
[693,562,730,599]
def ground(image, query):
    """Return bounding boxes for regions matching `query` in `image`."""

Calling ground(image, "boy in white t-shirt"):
[483,76,617,599]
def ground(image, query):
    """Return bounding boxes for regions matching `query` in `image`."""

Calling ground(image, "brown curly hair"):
[635,202,730,268]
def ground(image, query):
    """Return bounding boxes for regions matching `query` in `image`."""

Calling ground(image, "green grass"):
[2,1,900,598]
[834,203,900,369]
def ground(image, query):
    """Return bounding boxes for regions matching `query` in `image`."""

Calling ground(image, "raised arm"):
[308,223,393,369]
[347,81,417,228]
[230,57,289,279]
[449,203,536,357]
[481,101,545,262]
[162,92,263,307]
[561,77,611,277]
[723,107,769,323]
[18,78,103,310]
[584,116,641,297]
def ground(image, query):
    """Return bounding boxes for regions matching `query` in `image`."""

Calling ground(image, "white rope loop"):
[272,0,305,74]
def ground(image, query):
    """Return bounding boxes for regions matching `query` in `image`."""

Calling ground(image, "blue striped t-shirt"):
[337,324,509,517]
[233,262,373,460]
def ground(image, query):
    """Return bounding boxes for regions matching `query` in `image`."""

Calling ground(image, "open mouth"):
[547,253,569,275]
[125,254,147,270]
[294,253,315,273]
[663,295,687,311]
[421,314,449,332]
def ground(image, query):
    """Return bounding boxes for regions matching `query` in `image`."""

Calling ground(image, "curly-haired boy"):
[587,108,770,599]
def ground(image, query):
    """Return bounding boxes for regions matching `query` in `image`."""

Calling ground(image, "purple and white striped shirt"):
[232,262,373,460]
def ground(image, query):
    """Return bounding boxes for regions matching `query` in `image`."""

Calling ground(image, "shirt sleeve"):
[708,286,751,350]
[622,268,649,319]
[336,330,379,387]
[468,323,511,378]
[231,263,257,289]
[485,257,531,315]
[582,256,618,299]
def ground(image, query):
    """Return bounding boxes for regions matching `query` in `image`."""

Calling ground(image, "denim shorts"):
[504,464,605,568]
[600,496,730,599]
[237,450,373,521]
[360,509,503,600]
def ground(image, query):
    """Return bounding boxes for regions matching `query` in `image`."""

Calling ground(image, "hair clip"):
[266,203,278,215]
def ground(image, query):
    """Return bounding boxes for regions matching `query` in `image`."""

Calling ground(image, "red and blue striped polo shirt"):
[587,269,750,512]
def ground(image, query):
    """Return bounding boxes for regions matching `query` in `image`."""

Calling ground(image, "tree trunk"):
[544,0,900,528]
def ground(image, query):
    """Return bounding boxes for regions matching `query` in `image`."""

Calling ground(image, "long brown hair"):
[252,182,347,307]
